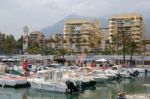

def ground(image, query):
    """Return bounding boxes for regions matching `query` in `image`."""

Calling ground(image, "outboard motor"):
[65,80,78,93]
[89,80,96,86]
[131,70,139,77]
[75,81,84,91]
[116,73,121,81]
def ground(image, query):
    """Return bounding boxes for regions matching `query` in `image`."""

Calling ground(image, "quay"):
[0,55,150,66]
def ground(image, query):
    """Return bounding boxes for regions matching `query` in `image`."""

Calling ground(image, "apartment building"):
[0,32,5,41]
[63,19,101,53]
[109,13,146,54]
[144,40,150,55]
[50,33,64,49]
[100,28,110,51]
[29,31,45,47]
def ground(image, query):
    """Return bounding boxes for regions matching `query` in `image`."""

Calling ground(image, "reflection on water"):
[0,74,150,99]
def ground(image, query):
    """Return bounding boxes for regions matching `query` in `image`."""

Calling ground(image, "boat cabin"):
[37,70,63,82]
[95,59,114,69]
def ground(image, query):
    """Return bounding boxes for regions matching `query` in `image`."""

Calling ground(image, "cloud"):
[0,0,150,39]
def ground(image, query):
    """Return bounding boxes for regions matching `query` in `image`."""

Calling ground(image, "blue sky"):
[0,0,150,39]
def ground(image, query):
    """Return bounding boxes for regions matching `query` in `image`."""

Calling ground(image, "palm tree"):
[53,48,67,64]
[111,30,128,64]
[62,39,67,50]
[128,40,138,67]
[68,38,74,54]
[89,24,101,54]
[142,40,147,55]
[75,38,81,53]
[58,48,67,60]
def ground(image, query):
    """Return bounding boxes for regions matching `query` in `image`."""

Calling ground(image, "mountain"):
[41,15,150,39]
[145,19,150,39]
[41,15,87,38]
[41,15,108,38]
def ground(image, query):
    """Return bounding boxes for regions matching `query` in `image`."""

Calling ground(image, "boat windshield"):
[47,64,63,68]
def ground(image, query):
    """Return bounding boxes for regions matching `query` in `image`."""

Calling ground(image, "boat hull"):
[30,81,67,93]
[0,76,29,87]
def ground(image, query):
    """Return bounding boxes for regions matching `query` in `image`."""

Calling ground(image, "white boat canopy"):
[96,59,107,62]
[1,58,19,62]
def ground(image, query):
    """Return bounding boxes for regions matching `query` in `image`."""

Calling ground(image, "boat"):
[105,65,133,79]
[91,70,116,82]
[126,67,146,74]
[28,70,78,93]
[63,67,96,89]
[143,84,150,87]
[126,94,150,99]
[0,74,29,87]
[0,62,29,87]
[92,75,109,82]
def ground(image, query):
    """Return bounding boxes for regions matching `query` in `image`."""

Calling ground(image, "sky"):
[0,0,150,39]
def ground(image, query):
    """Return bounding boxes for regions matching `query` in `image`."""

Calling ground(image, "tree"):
[4,35,17,55]
[68,38,75,54]
[28,42,42,54]
[101,47,112,55]
[127,40,138,67]
[16,36,23,54]
[0,37,6,54]
[111,29,130,64]
[89,32,101,54]
[58,48,67,59]
[87,22,101,54]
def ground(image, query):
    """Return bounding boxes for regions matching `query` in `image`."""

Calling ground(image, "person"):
[23,59,28,77]
[116,91,127,99]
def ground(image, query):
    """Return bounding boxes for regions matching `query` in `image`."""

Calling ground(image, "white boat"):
[126,67,146,74]
[0,63,28,87]
[91,70,116,82]
[28,70,77,93]
[92,75,109,82]
[143,84,150,87]
[62,67,96,89]
[126,94,150,99]
[106,65,132,78]
[0,74,28,87]
[30,79,67,93]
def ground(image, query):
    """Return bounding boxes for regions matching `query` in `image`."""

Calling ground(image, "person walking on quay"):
[116,91,127,99]
[23,59,28,77]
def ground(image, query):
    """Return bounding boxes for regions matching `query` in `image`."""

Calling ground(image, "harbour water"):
[0,73,150,99]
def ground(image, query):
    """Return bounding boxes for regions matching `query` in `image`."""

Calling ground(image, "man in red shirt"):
[23,60,28,77]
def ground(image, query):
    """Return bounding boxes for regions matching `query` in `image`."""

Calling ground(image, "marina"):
[0,74,150,99]
[0,55,150,99]
[0,0,150,99]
